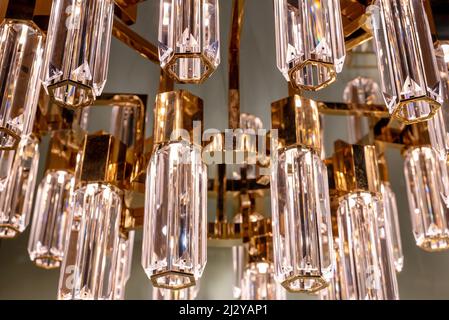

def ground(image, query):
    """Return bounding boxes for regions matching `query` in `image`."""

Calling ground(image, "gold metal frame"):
[150,271,196,290]
[288,59,337,92]
[47,81,95,110]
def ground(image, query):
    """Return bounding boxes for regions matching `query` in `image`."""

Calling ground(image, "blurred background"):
[1,0,449,300]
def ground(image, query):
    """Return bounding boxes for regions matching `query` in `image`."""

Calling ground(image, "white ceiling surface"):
[0,0,448,299]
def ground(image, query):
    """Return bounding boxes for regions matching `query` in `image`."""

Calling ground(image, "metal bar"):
[112,16,159,64]
[228,0,245,130]
[318,102,390,118]
[158,69,175,94]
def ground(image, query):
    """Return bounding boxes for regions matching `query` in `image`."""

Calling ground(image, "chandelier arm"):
[112,16,159,64]
[228,0,245,130]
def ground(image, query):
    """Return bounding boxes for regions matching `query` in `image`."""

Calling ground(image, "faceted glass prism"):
[0,136,39,238]
[336,192,390,300]
[41,0,114,109]
[0,20,44,150]
[58,183,122,300]
[377,188,400,300]
[428,44,449,160]
[142,141,207,290]
[113,232,135,300]
[231,212,264,299]
[274,0,346,91]
[319,238,343,300]
[368,0,442,124]
[241,262,286,300]
[158,0,220,83]
[380,182,403,273]
[404,147,449,252]
[270,146,333,293]
[28,170,75,269]
[343,77,383,143]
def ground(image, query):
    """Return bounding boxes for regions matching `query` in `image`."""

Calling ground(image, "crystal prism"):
[158,0,220,83]
[0,20,44,149]
[380,182,404,273]
[274,0,346,91]
[142,141,207,289]
[428,44,449,160]
[270,146,333,293]
[0,136,39,238]
[368,0,442,123]
[28,170,75,269]
[404,147,449,251]
[41,0,114,109]
[113,232,135,300]
[336,192,394,300]
[58,183,122,300]
[241,262,286,300]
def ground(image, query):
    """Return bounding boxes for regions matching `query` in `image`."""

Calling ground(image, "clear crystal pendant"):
[0,136,39,238]
[158,0,220,83]
[241,262,286,300]
[336,192,386,300]
[143,141,207,289]
[343,77,383,105]
[404,146,449,252]
[368,0,442,124]
[376,187,400,299]
[427,44,449,160]
[0,19,44,150]
[270,96,333,293]
[113,231,135,300]
[274,0,346,91]
[332,142,399,300]
[343,77,383,143]
[380,181,404,273]
[41,0,114,109]
[142,91,207,290]
[378,154,404,273]
[58,183,122,300]
[319,238,343,300]
[231,212,264,299]
[28,170,75,269]
[153,285,200,300]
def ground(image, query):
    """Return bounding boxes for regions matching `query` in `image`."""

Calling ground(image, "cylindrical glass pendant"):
[159,0,220,83]
[271,147,333,293]
[153,285,200,300]
[336,192,386,300]
[142,91,207,290]
[343,77,383,144]
[113,231,135,300]
[0,19,44,150]
[231,212,264,299]
[28,170,75,269]
[332,142,399,300]
[142,140,207,289]
[274,0,346,91]
[41,0,114,109]
[368,0,442,124]
[0,136,39,238]
[241,262,286,300]
[404,146,449,251]
[58,183,122,300]
[271,96,333,293]
[376,189,400,300]
[343,76,383,106]
[380,181,403,273]
[319,238,343,300]
[427,44,449,160]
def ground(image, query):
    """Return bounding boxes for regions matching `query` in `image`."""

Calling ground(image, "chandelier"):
[0,0,448,301]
